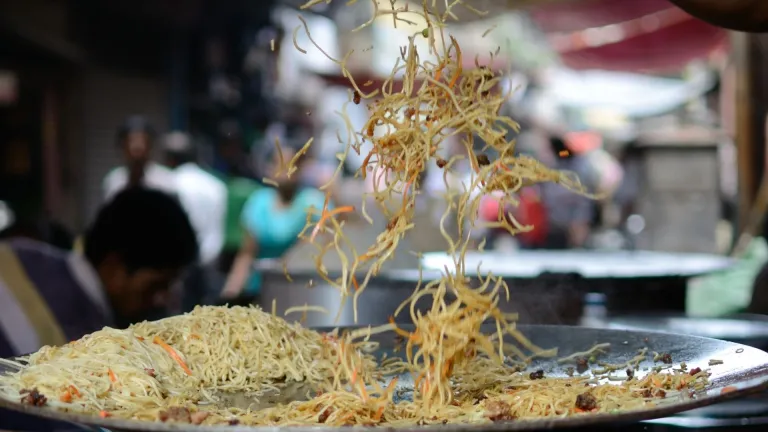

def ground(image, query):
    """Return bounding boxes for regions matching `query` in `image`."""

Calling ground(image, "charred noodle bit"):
[0,0,710,426]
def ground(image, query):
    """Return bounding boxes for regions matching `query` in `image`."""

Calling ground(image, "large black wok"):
[2,325,768,431]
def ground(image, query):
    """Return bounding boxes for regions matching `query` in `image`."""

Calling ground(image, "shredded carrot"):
[559,150,570,157]
[99,410,110,418]
[153,336,192,376]
[358,252,373,262]
[447,36,462,88]
[441,359,453,378]
[351,275,360,291]
[68,385,80,398]
[414,372,425,389]
[189,334,201,340]
[310,199,355,241]
[434,62,445,81]
[59,391,72,403]
[108,369,117,383]
[373,405,386,421]
[721,386,738,394]
[651,376,661,388]
[385,377,399,393]
[360,151,374,179]
[389,317,411,338]
[358,380,369,401]
[136,336,144,341]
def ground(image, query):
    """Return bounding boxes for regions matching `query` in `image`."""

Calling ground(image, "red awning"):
[319,54,509,95]
[529,0,671,33]
[529,0,727,73]
[557,14,727,72]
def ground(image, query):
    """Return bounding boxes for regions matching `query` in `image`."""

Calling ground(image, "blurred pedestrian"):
[0,215,74,251]
[539,135,596,249]
[102,116,177,201]
[214,120,254,179]
[163,132,227,311]
[220,147,329,303]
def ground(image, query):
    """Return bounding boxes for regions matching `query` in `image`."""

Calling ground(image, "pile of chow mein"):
[0,0,711,427]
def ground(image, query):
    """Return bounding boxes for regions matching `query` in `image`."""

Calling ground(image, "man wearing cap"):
[102,116,178,201]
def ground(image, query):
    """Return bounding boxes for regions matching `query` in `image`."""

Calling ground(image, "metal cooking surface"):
[419,251,734,279]
[606,316,768,342]
[2,325,768,431]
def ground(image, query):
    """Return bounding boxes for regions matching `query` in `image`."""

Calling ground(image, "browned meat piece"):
[436,158,448,168]
[319,407,333,423]
[485,400,515,422]
[228,419,240,425]
[529,369,545,380]
[626,368,634,379]
[575,392,598,411]
[159,407,191,423]
[191,411,210,425]
[660,353,673,364]
[575,358,589,374]
[145,368,156,377]
[476,154,491,166]
[19,389,47,407]
[640,388,667,398]
[689,367,702,376]
[353,91,361,105]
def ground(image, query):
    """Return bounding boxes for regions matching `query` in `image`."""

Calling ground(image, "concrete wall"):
[80,69,169,223]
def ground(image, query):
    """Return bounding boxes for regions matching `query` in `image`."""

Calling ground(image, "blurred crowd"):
[0,107,636,361]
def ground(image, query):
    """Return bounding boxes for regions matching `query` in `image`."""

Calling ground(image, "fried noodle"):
[0,0,711,427]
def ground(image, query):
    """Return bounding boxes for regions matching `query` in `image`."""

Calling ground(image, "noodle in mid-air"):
[0,0,712,426]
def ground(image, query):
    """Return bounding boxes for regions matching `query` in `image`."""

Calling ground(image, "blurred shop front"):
[0,0,84,233]
[0,0,177,232]
[0,0,279,232]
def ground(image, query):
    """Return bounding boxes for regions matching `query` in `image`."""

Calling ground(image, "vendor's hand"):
[220,286,241,300]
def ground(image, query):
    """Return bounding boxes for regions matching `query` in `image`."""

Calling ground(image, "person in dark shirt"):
[0,188,197,430]
[0,188,198,358]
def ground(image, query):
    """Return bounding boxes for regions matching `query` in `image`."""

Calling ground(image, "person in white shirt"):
[102,116,177,202]
[163,132,227,311]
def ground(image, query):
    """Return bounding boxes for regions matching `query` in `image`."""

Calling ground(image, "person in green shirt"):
[217,177,262,275]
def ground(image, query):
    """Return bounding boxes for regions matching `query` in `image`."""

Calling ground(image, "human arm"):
[220,190,262,299]
[220,229,257,299]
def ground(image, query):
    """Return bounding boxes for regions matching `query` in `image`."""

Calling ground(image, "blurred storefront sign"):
[0,71,18,106]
